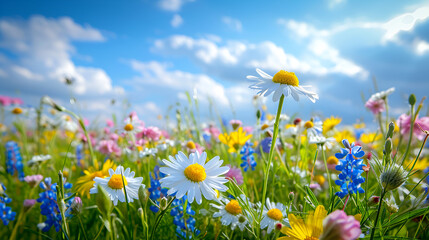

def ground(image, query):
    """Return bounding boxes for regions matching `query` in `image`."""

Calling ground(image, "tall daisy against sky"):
[90,166,144,205]
[247,68,319,228]
[248,68,318,102]
[159,151,230,204]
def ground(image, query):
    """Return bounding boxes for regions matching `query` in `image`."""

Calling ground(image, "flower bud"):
[368,196,380,207]
[408,94,416,106]
[138,185,148,206]
[288,192,294,202]
[23,199,36,212]
[384,138,392,155]
[275,223,283,231]
[238,215,247,223]
[95,184,113,216]
[380,165,408,191]
[256,110,261,120]
[386,122,395,139]
[159,197,168,211]
[138,207,144,217]
[70,197,83,215]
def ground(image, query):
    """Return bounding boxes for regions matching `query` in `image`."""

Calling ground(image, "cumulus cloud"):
[171,14,183,28]
[158,0,195,12]
[222,16,242,32]
[153,34,367,80]
[0,15,124,114]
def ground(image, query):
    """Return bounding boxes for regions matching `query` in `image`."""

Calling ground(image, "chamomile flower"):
[260,198,288,233]
[89,166,144,205]
[123,113,142,134]
[211,198,248,231]
[247,68,318,102]
[159,151,230,204]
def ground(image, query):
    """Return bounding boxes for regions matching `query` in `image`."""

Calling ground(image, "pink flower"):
[243,126,254,134]
[365,98,385,114]
[309,183,321,191]
[203,125,221,139]
[24,199,36,211]
[0,95,11,106]
[225,165,243,185]
[229,119,242,130]
[397,114,429,140]
[10,98,23,105]
[143,126,162,141]
[24,175,44,187]
[97,140,121,156]
[106,119,114,128]
[321,210,361,240]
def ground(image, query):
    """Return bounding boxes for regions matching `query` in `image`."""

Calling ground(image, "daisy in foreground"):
[90,166,144,205]
[211,197,249,231]
[279,205,327,240]
[159,151,230,204]
[261,198,288,233]
[247,68,319,102]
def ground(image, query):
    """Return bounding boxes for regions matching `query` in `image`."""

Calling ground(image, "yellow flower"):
[313,175,325,185]
[360,132,381,144]
[218,127,252,153]
[75,159,116,198]
[405,157,429,171]
[323,116,341,134]
[354,123,365,129]
[334,130,356,144]
[279,205,327,240]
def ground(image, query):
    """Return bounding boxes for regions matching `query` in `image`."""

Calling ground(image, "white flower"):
[308,135,336,150]
[260,198,288,233]
[139,147,158,157]
[211,198,249,231]
[122,116,142,134]
[55,114,79,132]
[157,139,175,151]
[248,68,318,102]
[159,151,230,204]
[27,155,52,166]
[304,118,323,138]
[90,166,144,205]
[369,87,395,101]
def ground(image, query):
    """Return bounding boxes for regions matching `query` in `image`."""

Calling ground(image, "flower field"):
[1,69,429,240]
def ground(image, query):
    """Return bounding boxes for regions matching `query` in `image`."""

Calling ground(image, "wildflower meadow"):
[1,66,429,240]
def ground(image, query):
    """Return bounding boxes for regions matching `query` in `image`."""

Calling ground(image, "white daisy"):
[304,118,323,138]
[90,166,144,205]
[122,114,143,134]
[211,198,249,231]
[159,151,230,204]
[27,154,52,166]
[260,198,288,233]
[248,68,319,102]
[309,135,336,150]
[369,87,395,101]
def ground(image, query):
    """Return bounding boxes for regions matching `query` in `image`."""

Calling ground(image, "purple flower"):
[321,210,361,240]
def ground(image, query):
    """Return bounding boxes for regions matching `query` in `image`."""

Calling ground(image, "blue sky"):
[1,0,429,127]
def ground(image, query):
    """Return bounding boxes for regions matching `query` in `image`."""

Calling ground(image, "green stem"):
[150,197,176,240]
[121,171,133,240]
[78,215,89,240]
[259,94,284,225]
[370,188,386,240]
[406,134,428,173]
[322,148,332,197]
[401,104,415,165]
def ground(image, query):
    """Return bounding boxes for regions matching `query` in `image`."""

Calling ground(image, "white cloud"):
[171,14,183,28]
[222,16,242,32]
[414,39,429,55]
[158,0,195,12]
[0,16,124,117]
[129,60,230,106]
[381,6,429,42]
[328,0,345,8]
[153,34,367,79]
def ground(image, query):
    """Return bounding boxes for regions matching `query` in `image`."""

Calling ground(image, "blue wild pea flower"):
[37,177,73,232]
[334,139,366,198]
[240,141,257,171]
[5,141,25,181]
[148,165,168,213]
[170,195,199,239]
[0,183,16,225]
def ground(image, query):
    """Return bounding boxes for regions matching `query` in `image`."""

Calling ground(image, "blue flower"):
[148,165,168,213]
[170,196,199,239]
[256,137,272,154]
[5,141,25,181]
[0,183,16,226]
[76,144,83,167]
[37,177,73,232]
[240,142,257,171]
[334,139,366,198]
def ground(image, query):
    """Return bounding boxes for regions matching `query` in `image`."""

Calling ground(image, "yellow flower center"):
[267,208,283,221]
[184,163,206,182]
[261,124,270,130]
[186,141,196,149]
[314,175,325,185]
[124,123,134,131]
[225,200,242,215]
[304,121,314,129]
[108,174,128,189]
[12,107,23,114]
[327,156,339,165]
[304,237,318,240]
[272,70,299,86]
[136,146,143,152]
